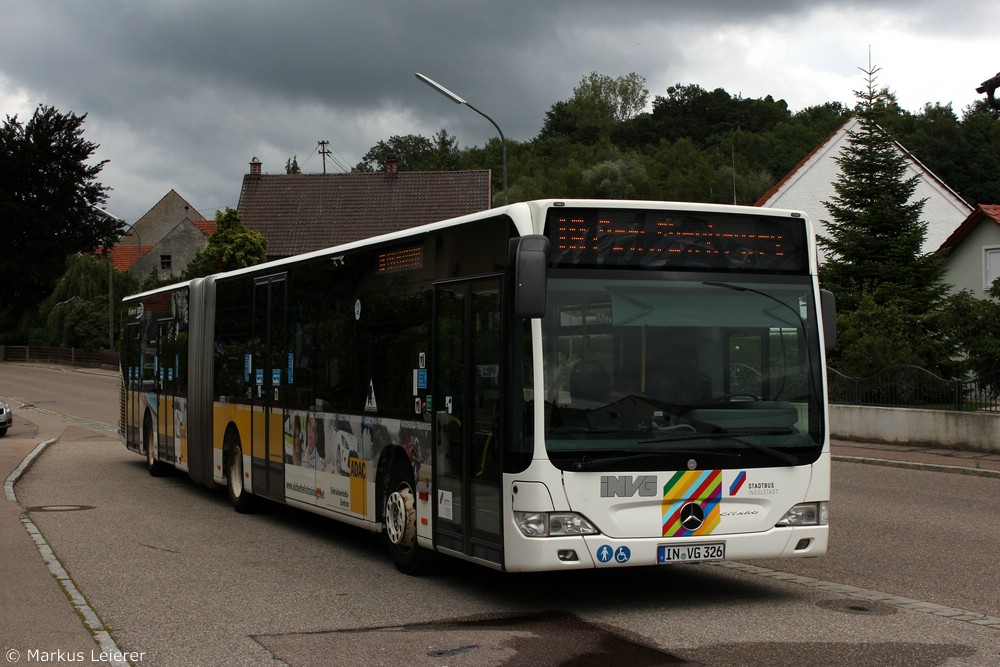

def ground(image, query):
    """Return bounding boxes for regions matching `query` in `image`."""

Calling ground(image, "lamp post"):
[97,207,141,350]
[415,72,508,205]
[93,206,120,350]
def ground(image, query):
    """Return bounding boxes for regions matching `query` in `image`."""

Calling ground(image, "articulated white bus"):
[120,199,835,573]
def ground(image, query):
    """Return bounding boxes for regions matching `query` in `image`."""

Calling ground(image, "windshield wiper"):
[638,429,800,465]
[639,428,795,444]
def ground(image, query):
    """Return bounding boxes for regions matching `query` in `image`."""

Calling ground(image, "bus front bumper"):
[501,524,828,572]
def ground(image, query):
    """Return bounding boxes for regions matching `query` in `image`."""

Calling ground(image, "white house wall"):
[760,118,971,257]
[943,220,1000,296]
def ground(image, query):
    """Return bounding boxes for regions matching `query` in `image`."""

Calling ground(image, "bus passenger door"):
[251,275,287,502]
[433,277,503,565]
[122,322,141,448]
[156,318,175,465]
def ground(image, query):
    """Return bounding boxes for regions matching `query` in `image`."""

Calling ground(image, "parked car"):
[0,400,11,436]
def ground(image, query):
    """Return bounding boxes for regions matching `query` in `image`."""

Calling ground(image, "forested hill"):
[356,78,1000,209]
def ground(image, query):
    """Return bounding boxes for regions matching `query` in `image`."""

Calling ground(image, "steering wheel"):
[715,393,761,402]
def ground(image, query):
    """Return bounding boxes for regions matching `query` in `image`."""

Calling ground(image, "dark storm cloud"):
[0,0,993,219]
[4,0,818,137]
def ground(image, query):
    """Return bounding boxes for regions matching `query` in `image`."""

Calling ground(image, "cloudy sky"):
[2,0,996,225]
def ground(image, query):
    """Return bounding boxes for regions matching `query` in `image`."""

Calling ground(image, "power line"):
[329,144,352,172]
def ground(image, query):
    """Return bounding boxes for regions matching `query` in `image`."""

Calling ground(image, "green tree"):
[576,71,648,124]
[646,138,718,202]
[540,72,648,143]
[580,151,650,199]
[877,99,1000,206]
[33,252,138,349]
[829,291,954,377]
[820,65,949,373]
[953,102,1000,205]
[936,283,1000,379]
[649,84,790,144]
[426,129,460,170]
[0,105,119,333]
[355,130,464,173]
[355,134,435,172]
[285,155,301,174]
[183,208,267,278]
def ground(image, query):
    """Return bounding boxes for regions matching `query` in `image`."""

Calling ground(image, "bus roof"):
[122,199,812,302]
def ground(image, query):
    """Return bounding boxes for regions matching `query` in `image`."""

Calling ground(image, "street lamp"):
[415,72,508,205]
[95,207,140,351]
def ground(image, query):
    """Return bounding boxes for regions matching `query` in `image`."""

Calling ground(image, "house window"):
[160,254,172,272]
[984,247,1000,291]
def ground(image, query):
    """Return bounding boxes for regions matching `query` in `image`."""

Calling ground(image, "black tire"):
[144,414,168,477]
[382,459,424,575]
[226,439,256,513]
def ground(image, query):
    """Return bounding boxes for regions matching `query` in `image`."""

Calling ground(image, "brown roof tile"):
[237,170,492,257]
[110,243,156,271]
[192,219,218,236]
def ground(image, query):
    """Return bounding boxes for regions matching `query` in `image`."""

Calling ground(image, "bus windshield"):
[540,273,825,471]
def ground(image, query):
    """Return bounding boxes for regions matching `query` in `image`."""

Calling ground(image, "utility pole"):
[317,140,331,174]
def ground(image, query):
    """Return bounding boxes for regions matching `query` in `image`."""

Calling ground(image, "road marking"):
[715,561,1000,629]
[16,403,117,433]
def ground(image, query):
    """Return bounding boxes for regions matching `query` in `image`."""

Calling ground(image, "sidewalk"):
[1,424,109,661]
[831,438,1000,476]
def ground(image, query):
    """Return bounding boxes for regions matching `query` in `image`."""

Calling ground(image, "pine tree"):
[819,65,946,314]
[819,65,950,374]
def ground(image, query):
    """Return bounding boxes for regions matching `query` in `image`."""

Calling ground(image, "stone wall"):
[830,404,1000,454]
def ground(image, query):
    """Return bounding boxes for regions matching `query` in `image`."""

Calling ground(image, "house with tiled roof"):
[756,117,973,257]
[237,158,492,259]
[938,205,1000,297]
[109,190,216,279]
[108,240,155,272]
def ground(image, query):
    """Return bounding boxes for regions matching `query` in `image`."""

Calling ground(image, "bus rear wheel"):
[144,414,167,477]
[383,461,424,574]
[227,442,255,513]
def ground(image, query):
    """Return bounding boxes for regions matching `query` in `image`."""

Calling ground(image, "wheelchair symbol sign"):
[596,545,631,564]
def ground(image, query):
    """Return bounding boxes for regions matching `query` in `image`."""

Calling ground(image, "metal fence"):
[827,365,1000,412]
[0,345,119,369]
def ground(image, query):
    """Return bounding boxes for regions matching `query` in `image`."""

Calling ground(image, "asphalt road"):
[2,363,999,666]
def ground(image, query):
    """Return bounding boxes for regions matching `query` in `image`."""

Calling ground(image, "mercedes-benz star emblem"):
[679,502,705,530]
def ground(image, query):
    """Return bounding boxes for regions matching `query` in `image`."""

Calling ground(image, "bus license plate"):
[658,542,725,564]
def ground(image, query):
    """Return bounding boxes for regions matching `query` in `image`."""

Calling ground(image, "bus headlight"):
[776,501,828,527]
[515,512,599,537]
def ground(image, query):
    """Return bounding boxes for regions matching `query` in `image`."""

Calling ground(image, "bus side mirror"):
[820,289,836,352]
[514,235,549,318]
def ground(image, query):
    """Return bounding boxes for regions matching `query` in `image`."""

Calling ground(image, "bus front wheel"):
[382,461,424,574]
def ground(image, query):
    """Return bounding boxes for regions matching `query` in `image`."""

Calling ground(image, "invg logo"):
[600,475,657,497]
